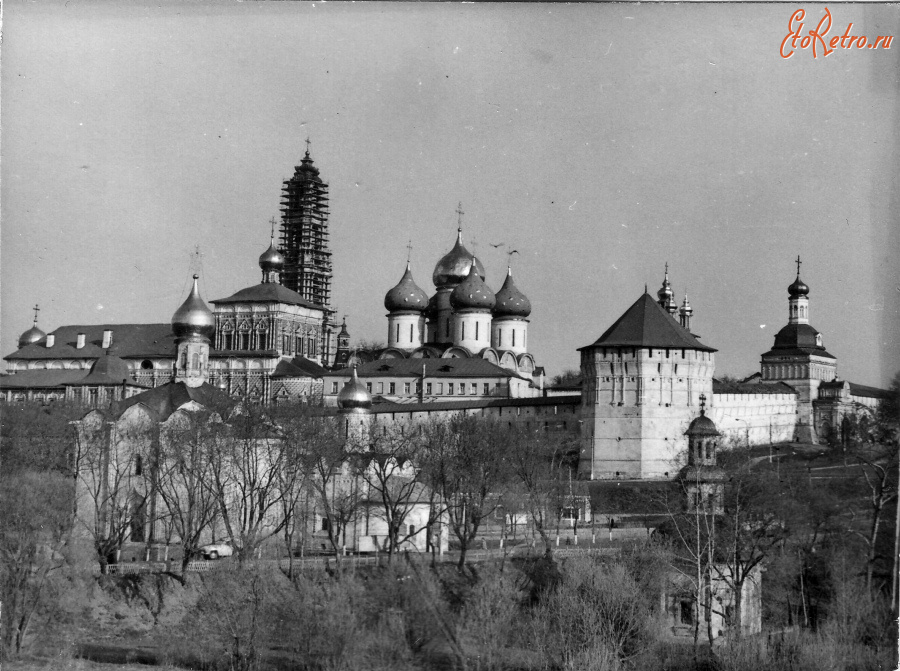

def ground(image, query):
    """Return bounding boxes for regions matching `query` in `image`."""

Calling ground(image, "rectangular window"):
[410,323,414,342]
[483,383,490,395]
[426,382,433,394]
[680,600,693,625]
[404,382,411,394]
[461,323,466,340]
[366,382,372,393]
[470,383,477,395]
[437,382,444,394]
[512,330,516,347]
[475,322,479,339]
[321,517,331,532]
[389,382,396,394]
[331,381,338,394]
[378,382,384,394]
[396,324,400,341]
[448,383,455,395]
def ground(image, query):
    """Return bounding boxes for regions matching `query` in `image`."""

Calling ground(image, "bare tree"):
[506,426,576,558]
[71,410,151,572]
[207,405,290,562]
[156,409,222,578]
[421,415,513,569]
[361,423,430,559]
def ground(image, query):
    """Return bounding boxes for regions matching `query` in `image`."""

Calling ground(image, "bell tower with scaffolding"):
[279,140,333,309]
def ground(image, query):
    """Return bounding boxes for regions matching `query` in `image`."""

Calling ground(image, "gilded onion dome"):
[172,274,215,340]
[433,230,486,288]
[337,367,372,411]
[788,274,809,298]
[258,237,285,273]
[384,263,429,312]
[493,267,531,318]
[679,293,693,317]
[450,264,496,310]
[18,322,45,348]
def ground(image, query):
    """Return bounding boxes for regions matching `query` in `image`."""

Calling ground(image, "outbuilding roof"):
[580,293,716,353]
[113,381,236,421]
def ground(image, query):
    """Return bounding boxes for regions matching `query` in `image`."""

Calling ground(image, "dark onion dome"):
[788,274,809,298]
[18,322,46,348]
[258,238,285,273]
[384,263,429,312]
[493,267,531,318]
[337,367,372,411]
[297,149,322,182]
[424,293,440,319]
[172,274,215,340]
[450,264,496,310]
[685,412,721,437]
[433,230,486,288]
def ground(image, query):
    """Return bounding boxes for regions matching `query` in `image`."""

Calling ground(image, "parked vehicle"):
[199,542,235,560]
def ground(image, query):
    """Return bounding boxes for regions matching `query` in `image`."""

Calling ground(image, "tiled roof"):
[325,358,530,381]
[271,356,328,379]
[6,324,176,361]
[113,381,236,421]
[0,370,88,389]
[211,283,322,309]
[712,380,798,395]
[580,293,716,353]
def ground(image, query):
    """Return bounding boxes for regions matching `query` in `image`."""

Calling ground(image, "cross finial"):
[305,137,311,155]
[269,216,277,241]
[795,255,802,276]
[699,393,707,415]
[32,304,40,325]
[406,239,413,263]
[664,261,669,278]
[455,202,464,232]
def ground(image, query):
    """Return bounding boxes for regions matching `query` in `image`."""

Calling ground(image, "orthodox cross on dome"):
[32,304,40,324]
[664,261,669,278]
[305,137,312,156]
[795,255,802,276]
[699,393,707,415]
[269,217,277,241]
[456,202,464,232]
[406,239,413,263]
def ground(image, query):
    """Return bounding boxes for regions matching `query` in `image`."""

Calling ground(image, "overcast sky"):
[2,1,898,387]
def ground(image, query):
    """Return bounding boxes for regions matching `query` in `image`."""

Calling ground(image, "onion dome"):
[433,230,486,288]
[424,293,440,320]
[657,264,675,309]
[337,367,372,411]
[679,293,693,317]
[450,264,496,310]
[258,237,285,274]
[686,413,720,437]
[788,275,809,298]
[298,149,322,182]
[384,263,429,312]
[172,274,215,340]
[493,267,532,318]
[18,322,45,348]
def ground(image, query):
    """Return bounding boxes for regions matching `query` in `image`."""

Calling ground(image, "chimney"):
[102,330,113,349]
[46,334,55,348]
[76,333,86,349]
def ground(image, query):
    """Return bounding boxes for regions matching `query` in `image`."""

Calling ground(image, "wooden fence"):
[100,545,619,576]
